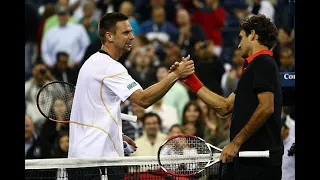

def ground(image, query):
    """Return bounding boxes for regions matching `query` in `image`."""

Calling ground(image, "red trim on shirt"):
[242,49,273,72]
[246,49,273,64]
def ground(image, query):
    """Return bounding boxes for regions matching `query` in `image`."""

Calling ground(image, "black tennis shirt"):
[231,49,284,164]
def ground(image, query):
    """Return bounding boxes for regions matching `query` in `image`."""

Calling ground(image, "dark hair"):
[168,124,184,134]
[56,51,69,61]
[182,101,205,138]
[98,12,128,44]
[239,14,278,49]
[52,131,69,158]
[142,112,162,127]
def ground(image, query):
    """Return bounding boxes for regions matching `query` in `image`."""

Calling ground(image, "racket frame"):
[157,134,213,177]
[36,81,138,123]
[36,81,75,122]
[158,134,271,177]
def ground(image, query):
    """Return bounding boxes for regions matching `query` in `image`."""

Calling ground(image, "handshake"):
[169,55,204,93]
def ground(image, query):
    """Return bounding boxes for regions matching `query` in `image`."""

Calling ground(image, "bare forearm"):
[232,103,274,146]
[139,72,178,108]
[196,86,234,116]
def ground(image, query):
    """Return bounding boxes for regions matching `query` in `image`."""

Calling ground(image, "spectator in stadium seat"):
[41,6,90,69]
[139,6,179,43]
[181,101,205,138]
[145,97,179,133]
[37,3,56,58]
[124,35,154,68]
[272,27,294,66]
[42,0,78,39]
[50,51,79,85]
[134,0,177,25]
[25,115,52,159]
[195,98,218,139]
[25,63,54,130]
[119,1,140,36]
[191,0,226,57]
[175,8,207,58]
[162,42,182,67]
[127,47,158,89]
[279,47,295,73]
[71,0,102,22]
[78,1,99,45]
[51,131,69,158]
[130,112,168,156]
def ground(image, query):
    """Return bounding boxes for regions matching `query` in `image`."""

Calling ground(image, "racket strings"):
[159,136,211,175]
[37,82,122,156]
[38,82,75,122]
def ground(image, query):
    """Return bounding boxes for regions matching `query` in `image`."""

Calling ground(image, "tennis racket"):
[157,134,270,177]
[36,81,137,124]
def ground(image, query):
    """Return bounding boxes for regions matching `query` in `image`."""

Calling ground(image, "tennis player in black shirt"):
[172,14,283,180]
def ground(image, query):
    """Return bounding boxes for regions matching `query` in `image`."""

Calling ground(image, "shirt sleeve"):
[103,62,142,102]
[252,57,277,94]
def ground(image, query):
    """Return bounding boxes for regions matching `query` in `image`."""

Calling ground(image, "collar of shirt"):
[242,49,273,72]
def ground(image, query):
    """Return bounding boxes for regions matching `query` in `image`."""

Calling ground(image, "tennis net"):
[25,156,221,180]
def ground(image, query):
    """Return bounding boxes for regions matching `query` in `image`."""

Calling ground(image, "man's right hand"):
[172,55,194,80]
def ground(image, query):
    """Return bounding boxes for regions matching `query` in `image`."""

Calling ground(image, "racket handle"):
[121,113,137,123]
[123,141,135,155]
[238,150,270,158]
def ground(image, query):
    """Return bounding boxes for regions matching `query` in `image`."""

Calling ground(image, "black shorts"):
[220,158,282,180]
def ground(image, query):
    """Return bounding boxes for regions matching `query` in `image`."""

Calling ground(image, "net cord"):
[25,155,212,170]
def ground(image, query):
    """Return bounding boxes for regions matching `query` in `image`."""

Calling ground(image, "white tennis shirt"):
[68,50,142,158]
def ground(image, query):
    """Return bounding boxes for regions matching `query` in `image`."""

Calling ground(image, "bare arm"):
[196,86,235,117]
[169,61,234,116]
[231,91,274,146]
[129,57,194,108]
[129,72,178,108]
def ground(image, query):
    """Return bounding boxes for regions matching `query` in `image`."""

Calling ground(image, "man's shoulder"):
[253,54,277,68]
[86,52,118,63]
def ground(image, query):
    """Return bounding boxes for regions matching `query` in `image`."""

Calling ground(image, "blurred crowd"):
[25,0,295,178]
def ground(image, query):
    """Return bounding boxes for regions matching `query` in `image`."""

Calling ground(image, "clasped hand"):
[170,55,195,80]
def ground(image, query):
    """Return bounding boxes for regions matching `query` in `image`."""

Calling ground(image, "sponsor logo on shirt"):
[127,82,137,90]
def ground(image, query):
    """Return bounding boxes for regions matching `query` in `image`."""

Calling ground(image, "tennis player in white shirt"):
[67,12,195,180]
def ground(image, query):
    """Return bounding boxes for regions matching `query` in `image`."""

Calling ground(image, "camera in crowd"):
[200,42,208,49]
[39,68,47,75]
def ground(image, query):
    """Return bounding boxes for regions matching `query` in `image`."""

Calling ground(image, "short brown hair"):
[98,12,128,44]
[239,14,278,49]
